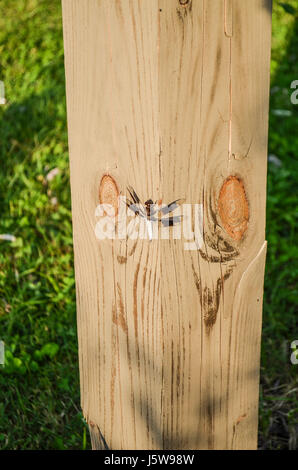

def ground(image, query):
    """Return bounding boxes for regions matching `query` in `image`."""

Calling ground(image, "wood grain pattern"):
[62,0,272,449]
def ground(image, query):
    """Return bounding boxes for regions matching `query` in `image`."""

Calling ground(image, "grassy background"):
[0,0,297,450]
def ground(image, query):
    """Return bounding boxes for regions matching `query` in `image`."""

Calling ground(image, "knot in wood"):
[179,0,190,6]
[218,176,249,241]
[99,174,119,217]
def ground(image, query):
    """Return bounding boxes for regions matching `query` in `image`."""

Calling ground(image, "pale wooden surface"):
[62,0,272,449]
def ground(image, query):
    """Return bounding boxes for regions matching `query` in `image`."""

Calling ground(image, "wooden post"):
[62,0,272,450]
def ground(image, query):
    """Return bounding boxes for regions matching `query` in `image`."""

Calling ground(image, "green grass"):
[0,0,297,450]
[260,0,298,450]
[0,0,86,450]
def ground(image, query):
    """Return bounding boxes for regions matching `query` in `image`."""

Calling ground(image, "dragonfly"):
[126,186,183,241]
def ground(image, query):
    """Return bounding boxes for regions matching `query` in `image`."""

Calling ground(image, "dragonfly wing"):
[127,203,139,214]
[149,205,158,217]
[160,215,183,227]
[126,199,133,208]
[127,203,146,218]
[160,199,182,215]
[127,186,140,204]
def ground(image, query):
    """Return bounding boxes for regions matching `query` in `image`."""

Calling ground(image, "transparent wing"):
[160,215,183,227]
[160,199,182,216]
[127,186,140,204]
